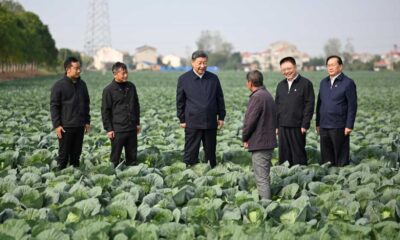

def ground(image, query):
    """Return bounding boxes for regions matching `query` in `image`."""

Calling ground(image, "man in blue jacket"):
[176,50,226,168]
[316,55,357,166]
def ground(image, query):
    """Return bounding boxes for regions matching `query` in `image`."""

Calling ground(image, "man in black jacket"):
[50,57,91,170]
[176,50,226,168]
[243,70,277,200]
[275,57,315,166]
[101,62,140,167]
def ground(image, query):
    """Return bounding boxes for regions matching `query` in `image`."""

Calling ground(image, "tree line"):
[0,0,58,73]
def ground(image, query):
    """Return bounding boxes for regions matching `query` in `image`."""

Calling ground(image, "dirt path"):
[0,71,52,82]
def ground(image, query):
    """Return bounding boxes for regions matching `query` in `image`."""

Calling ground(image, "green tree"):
[0,0,58,72]
[303,57,325,69]
[343,38,355,64]
[324,38,342,57]
[224,52,242,70]
[195,30,238,69]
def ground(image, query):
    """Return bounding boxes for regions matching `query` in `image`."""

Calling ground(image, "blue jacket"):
[316,73,357,129]
[176,70,226,129]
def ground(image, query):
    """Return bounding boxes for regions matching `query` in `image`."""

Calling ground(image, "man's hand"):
[84,124,91,134]
[217,120,224,129]
[55,126,65,139]
[301,128,307,134]
[137,125,141,134]
[107,131,115,139]
[275,128,279,135]
[316,126,320,135]
[243,142,248,149]
[180,123,186,128]
[344,128,352,136]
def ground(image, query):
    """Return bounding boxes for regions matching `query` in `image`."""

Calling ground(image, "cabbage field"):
[0,71,399,239]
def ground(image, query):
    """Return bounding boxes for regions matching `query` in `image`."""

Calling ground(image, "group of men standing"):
[243,55,357,199]
[275,56,357,168]
[50,51,357,200]
[50,58,140,170]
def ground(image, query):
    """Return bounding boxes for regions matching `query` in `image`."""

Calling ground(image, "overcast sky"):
[17,0,400,57]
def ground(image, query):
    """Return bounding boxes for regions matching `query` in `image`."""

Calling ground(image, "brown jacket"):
[242,86,277,151]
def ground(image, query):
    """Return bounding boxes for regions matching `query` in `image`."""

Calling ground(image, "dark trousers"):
[278,127,307,166]
[110,131,137,166]
[320,128,350,167]
[184,128,217,167]
[58,126,84,169]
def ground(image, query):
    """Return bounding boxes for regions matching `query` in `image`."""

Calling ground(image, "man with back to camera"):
[275,56,315,166]
[50,57,91,170]
[243,70,277,200]
[316,55,357,167]
[101,62,141,167]
[176,50,226,168]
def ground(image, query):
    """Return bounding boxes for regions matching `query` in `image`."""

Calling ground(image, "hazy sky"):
[17,0,400,57]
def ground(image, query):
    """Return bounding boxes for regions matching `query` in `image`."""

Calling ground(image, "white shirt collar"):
[330,73,341,83]
[287,74,299,83]
[287,74,298,90]
[193,69,204,79]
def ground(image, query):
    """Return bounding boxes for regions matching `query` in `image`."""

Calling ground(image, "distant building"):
[241,51,268,72]
[93,47,123,70]
[241,41,309,71]
[374,45,400,71]
[268,41,310,71]
[133,45,158,70]
[374,60,390,71]
[350,52,375,63]
[161,54,182,68]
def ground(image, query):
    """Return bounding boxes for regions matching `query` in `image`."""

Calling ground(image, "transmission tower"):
[84,0,111,56]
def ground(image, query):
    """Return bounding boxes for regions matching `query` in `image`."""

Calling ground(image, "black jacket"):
[101,80,140,133]
[242,86,277,151]
[275,75,315,129]
[50,76,90,128]
[176,70,226,129]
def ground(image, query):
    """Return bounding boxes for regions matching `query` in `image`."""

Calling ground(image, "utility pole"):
[84,0,111,56]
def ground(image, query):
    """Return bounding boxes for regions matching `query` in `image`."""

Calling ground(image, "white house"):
[161,54,181,68]
[93,47,123,70]
[133,45,158,70]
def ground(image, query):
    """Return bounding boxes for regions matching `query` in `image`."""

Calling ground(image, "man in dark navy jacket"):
[176,50,226,168]
[316,55,357,166]
[275,57,315,166]
[50,57,91,170]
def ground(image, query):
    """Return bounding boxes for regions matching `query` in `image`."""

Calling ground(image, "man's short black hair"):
[64,57,80,72]
[280,56,296,66]
[112,62,128,74]
[246,70,264,87]
[326,55,343,65]
[191,50,208,60]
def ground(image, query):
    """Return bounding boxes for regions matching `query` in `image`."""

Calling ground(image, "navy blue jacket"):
[176,70,226,129]
[316,73,357,129]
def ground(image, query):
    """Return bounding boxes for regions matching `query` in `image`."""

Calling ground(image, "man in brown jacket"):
[242,70,277,200]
